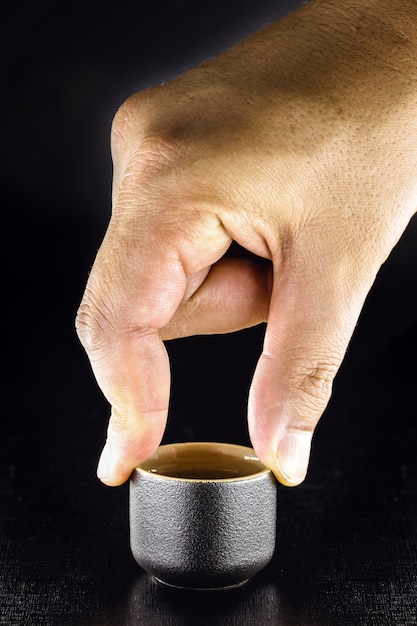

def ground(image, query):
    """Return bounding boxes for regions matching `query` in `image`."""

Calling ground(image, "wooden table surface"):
[2,1,417,623]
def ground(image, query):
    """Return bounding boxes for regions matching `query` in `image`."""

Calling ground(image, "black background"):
[2,1,417,624]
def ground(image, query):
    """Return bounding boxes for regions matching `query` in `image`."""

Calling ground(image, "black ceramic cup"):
[129,442,277,590]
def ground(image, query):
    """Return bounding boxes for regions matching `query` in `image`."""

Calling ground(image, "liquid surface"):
[154,466,243,480]
[139,442,269,481]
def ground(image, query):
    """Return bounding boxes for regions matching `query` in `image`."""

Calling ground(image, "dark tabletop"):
[2,1,417,624]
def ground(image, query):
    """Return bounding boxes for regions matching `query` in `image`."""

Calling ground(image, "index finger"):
[76,192,232,485]
[76,219,187,485]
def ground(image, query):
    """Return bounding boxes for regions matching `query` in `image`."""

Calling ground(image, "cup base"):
[154,576,250,592]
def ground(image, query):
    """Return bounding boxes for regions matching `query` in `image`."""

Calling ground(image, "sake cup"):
[129,441,277,591]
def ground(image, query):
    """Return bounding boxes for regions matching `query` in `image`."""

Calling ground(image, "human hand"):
[76,0,417,486]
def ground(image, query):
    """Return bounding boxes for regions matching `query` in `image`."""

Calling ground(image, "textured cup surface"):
[129,442,277,590]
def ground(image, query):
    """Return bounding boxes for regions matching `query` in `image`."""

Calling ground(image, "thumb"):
[248,249,370,487]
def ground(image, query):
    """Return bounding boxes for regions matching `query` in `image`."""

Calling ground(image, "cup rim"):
[133,441,272,483]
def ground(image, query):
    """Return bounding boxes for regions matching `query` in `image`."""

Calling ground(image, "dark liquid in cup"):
[140,443,267,480]
[161,467,242,480]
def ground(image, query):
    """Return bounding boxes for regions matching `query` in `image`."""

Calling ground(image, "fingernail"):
[97,442,112,480]
[275,431,312,485]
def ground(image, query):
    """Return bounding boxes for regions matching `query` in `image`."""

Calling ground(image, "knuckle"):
[292,357,339,420]
[114,134,189,211]
[111,91,151,149]
[75,289,114,361]
[111,89,187,175]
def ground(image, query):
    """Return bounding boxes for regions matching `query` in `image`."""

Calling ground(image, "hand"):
[76,0,417,486]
